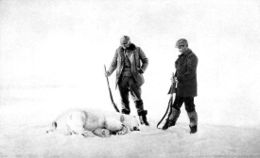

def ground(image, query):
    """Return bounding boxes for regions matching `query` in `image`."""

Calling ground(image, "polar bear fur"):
[46,109,140,137]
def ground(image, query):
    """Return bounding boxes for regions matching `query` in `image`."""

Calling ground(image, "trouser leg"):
[172,96,184,111]
[184,97,198,134]
[128,78,145,113]
[118,76,130,114]
[129,78,149,125]
[184,97,195,113]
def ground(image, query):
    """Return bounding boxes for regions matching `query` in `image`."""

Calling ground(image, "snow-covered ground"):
[1,0,260,157]
[1,105,260,158]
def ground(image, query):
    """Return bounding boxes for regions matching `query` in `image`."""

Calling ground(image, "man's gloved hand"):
[171,77,178,84]
[137,68,144,74]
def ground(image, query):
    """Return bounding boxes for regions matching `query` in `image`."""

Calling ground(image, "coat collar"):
[119,43,136,52]
[179,48,192,57]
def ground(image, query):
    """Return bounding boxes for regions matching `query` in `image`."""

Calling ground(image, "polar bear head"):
[121,114,140,131]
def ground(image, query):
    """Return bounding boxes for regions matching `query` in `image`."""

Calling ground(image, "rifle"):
[167,81,177,94]
[157,81,177,129]
[104,65,120,112]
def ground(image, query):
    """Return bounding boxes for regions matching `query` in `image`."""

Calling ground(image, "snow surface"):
[1,105,260,158]
[1,0,260,157]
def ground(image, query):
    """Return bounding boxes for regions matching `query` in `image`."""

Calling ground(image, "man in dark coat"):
[162,38,198,133]
[105,35,149,126]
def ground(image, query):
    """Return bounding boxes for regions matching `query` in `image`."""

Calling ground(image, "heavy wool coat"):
[175,49,198,97]
[108,43,148,87]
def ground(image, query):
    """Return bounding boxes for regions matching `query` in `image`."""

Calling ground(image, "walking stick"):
[104,65,120,112]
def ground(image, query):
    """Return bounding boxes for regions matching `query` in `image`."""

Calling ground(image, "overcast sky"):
[1,0,260,127]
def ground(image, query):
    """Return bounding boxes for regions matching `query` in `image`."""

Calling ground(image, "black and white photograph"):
[0,0,260,157]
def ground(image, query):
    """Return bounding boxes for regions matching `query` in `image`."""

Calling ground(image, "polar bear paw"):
[116,125,129,135]
[93,128,111,137]
[101,129,111,137]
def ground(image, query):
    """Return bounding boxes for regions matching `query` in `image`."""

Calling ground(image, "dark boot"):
[188,111,198,134]
[138,110,149,126]
[162,108,180,130]
[121,109,130,115]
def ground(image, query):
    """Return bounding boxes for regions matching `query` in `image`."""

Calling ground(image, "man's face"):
[120,39,130,49]
[177,45,188,53]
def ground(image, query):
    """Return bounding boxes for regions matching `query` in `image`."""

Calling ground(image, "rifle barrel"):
[104,65,120,112]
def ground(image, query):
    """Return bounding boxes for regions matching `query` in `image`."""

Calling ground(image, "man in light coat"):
[105,35,149,126]
[162,38,198,133]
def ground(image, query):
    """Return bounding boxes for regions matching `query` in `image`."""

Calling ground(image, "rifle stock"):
[167,82,176,94]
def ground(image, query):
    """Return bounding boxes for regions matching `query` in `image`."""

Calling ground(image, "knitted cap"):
[120,35,130,44]
[176,38,188,48]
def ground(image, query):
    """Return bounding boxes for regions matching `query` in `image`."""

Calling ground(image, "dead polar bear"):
[46,109,140,137]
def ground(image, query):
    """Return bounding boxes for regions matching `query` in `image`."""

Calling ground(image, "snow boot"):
[188,111,198,134]
[121,109,130,115]
[162,107,180,130]
[138,110,149,126]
